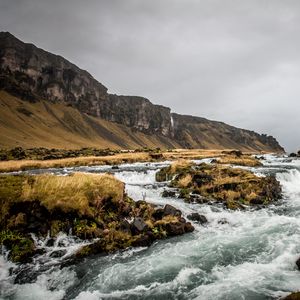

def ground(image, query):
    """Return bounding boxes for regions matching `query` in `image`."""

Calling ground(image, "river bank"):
[0,148,268,173]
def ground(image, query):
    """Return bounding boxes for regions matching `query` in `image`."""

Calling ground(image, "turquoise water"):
[0,155,299,300]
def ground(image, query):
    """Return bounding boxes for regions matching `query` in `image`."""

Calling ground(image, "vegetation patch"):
[156,160,281,209]
[214,151,263,167]
[0,173,193,263]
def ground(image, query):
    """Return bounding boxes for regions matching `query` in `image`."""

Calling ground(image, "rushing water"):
[0,155,300,300]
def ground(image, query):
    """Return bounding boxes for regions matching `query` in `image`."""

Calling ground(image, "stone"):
[161,190,176,198]
[131,217,148,234]
[132,234,152,247]
[163,204,181,217]
[49,250,67,258]
[187,213,208,224]
[152,208,164,220]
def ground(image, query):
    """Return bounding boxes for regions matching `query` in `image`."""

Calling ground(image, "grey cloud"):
[1,0,300,151]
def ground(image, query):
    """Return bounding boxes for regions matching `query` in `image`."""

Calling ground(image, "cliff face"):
[0,32,284,152]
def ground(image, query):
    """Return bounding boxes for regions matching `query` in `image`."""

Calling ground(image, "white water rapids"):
[0,155,299,299]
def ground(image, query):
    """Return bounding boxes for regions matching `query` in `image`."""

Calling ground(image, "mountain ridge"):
[0,31,284,152]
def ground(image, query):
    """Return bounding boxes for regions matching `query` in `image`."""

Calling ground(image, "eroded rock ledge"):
[0,173,193,263]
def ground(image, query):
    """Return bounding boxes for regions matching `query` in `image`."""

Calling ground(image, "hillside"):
[0,32,284,152]
[0,91,179,149]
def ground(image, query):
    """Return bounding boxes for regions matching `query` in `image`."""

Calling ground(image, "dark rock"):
[163,204,182,217]
[296,257,300,270]
[165,222,186,236]
[111,166,119,170]
[218,218,229,224]
[49,250,67,258]
[184,222,194,233]
[249,197,264,205]
[152,208,164,220]
[131,217,148,234]
[187,213,208,224]
[161,190,176,198]
[289,153,297,157]
[132,234,152,247]
[165,221,194,236]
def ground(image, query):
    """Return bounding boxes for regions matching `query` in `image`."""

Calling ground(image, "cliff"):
[0,32,284,152]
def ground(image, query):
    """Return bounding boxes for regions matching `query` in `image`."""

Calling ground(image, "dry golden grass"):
[154,215,179,226]
[0,149,266,173]
[177,173,193,188]
[169,159,193,173]
[0,152,151,173]
[22,173,124,216]
[216,155,262,167]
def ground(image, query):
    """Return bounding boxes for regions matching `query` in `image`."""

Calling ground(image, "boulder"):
[161,190,176,198]
[131,217,148,234]
[49,250,67,258]
[163,204,182,217]
[132,234,153,247]
[187,213,208,224]
[152,208,164,220]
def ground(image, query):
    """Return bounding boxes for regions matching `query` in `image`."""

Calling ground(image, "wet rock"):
[165,221,194,236]
[184,222,194,233]
[161,190,176,198]
[132,234,153,247]
[163,204,181,217]
[187,213,208,224]
[14,266,39,284]
[249,197,264,205]
[74,241,104,259]
[131,217,148,234]
[152,208,164,220]
[165,222,186,236]
[296,257,300,270]
[45,238,55,247]
[49,250,67,258]
[218,218,229,225]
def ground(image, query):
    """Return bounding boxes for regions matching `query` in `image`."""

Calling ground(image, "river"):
[0,155,299,300]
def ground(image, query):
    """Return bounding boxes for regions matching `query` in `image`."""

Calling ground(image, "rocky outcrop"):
[156,160,282,209]
[0,32,284,152]
[0,173,194,263]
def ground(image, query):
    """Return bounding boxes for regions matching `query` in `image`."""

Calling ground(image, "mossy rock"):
[0,230,35,263]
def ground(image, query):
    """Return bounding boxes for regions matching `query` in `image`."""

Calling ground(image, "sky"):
[1,0,300,151]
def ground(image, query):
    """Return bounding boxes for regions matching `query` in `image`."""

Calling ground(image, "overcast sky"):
[1,0,299,151]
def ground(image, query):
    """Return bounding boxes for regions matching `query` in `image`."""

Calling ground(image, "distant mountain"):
[0,32,284,152]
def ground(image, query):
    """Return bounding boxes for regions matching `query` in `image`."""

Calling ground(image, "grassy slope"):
[0,91,180,149]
